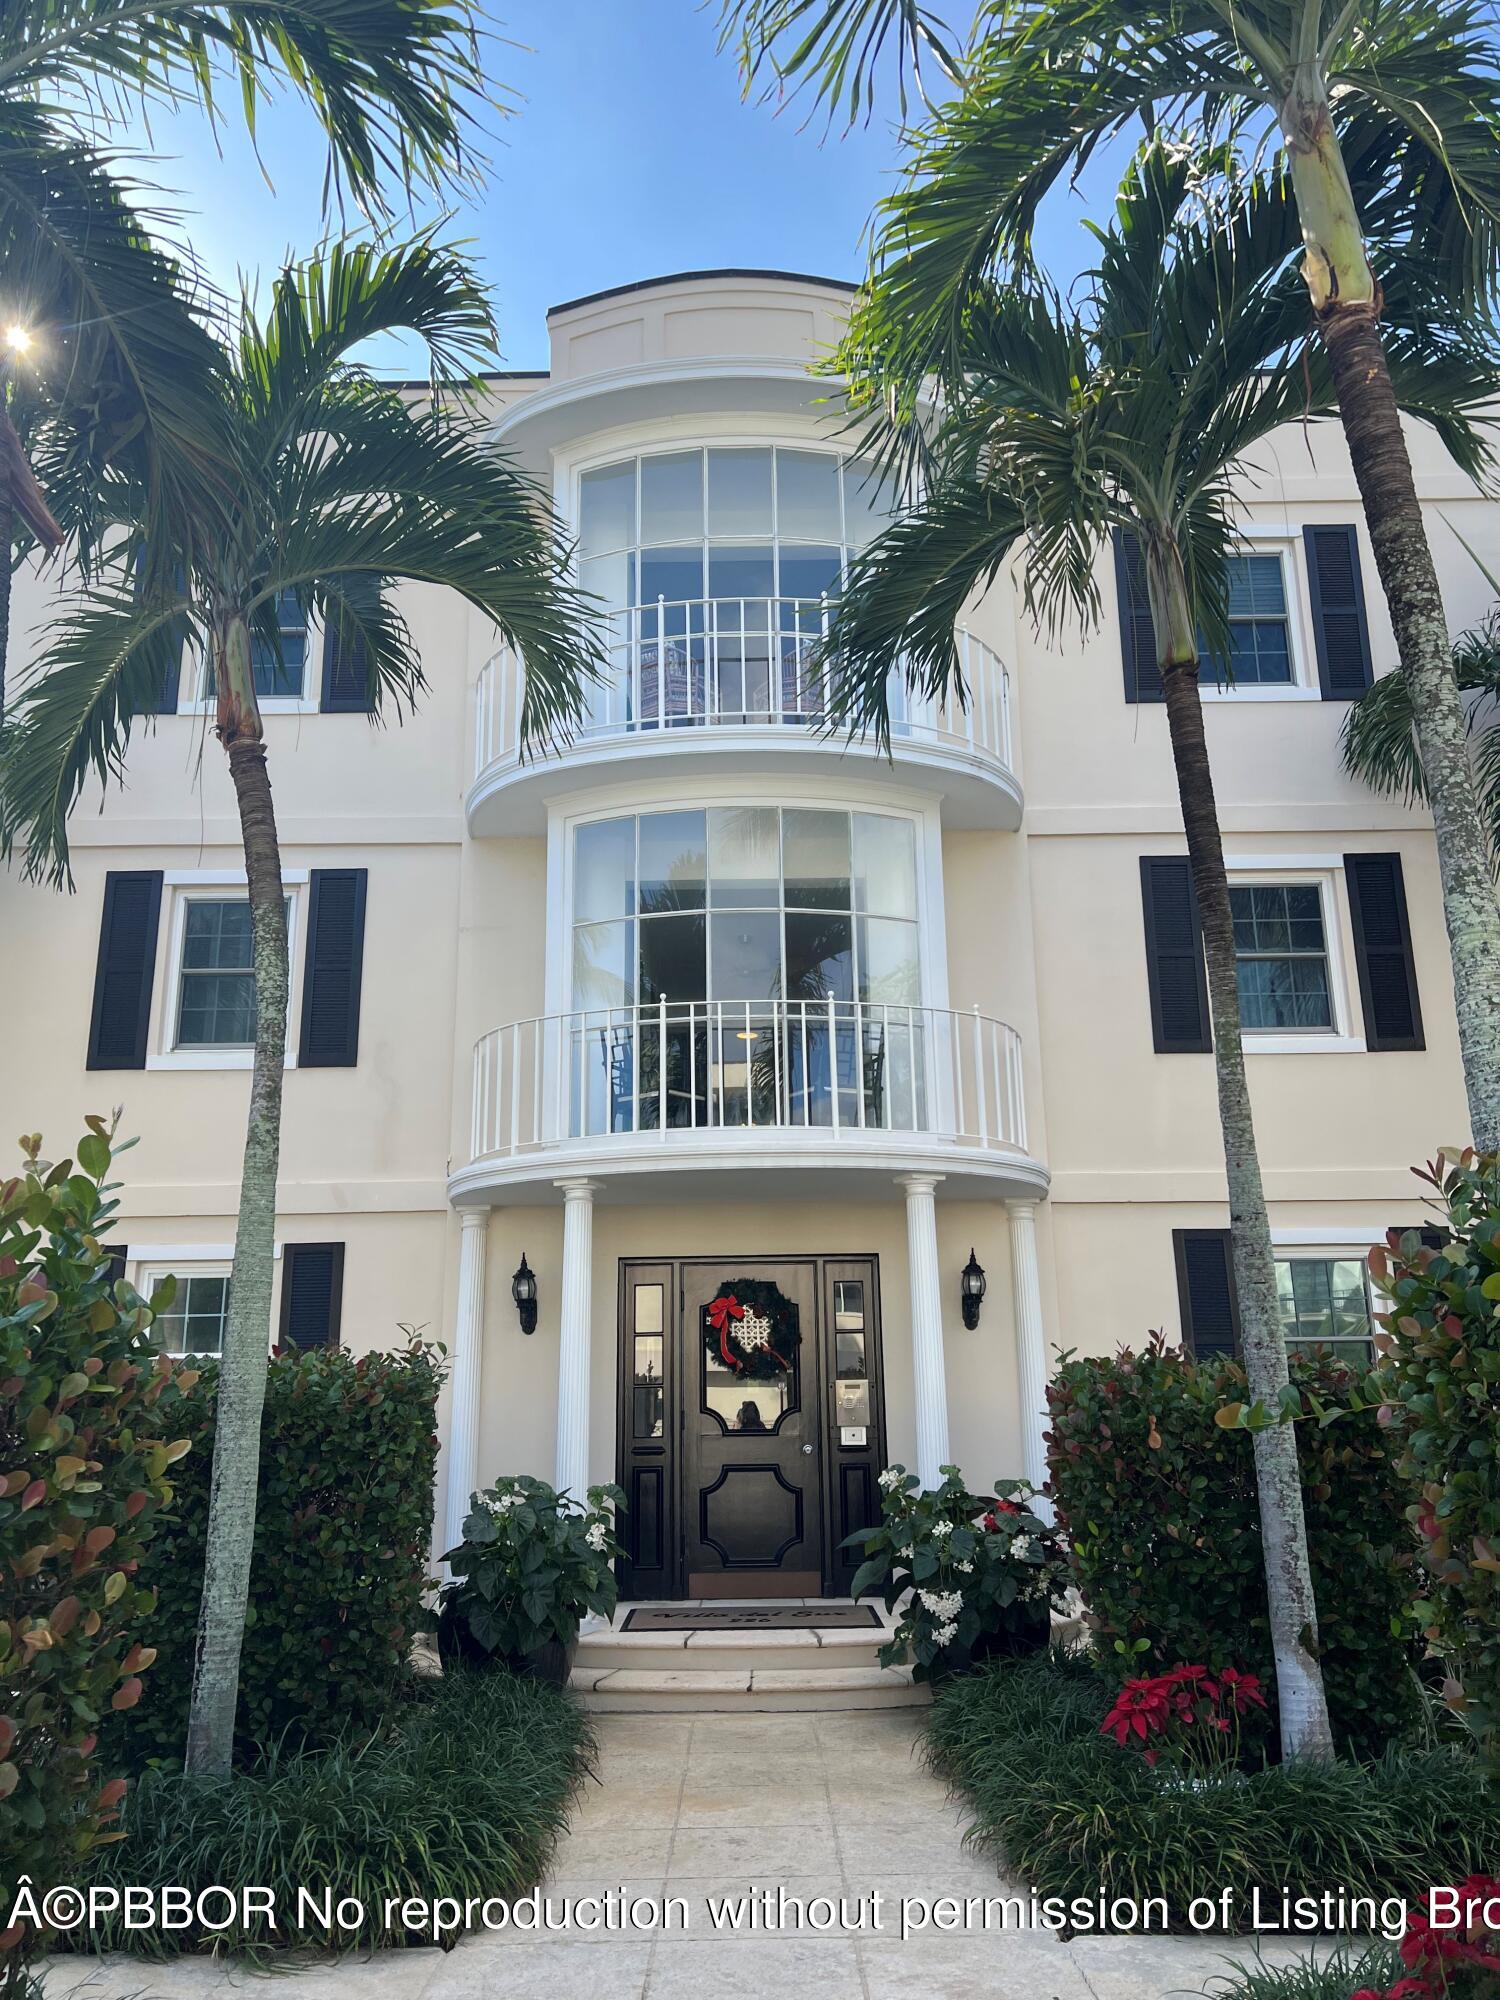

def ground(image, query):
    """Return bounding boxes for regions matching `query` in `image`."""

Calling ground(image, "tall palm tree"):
[723,0,1500,1152]
[0,238,598,1778]
[0,0,497,715]
[812,144,1493,1760]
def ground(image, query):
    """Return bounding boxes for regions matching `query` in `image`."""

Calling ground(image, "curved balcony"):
[467,599,1021,834]
[448,998,1048,1207]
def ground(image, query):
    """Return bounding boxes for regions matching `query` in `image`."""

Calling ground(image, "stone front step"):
[571,1661,927,1712]
[569,1602,929,1711]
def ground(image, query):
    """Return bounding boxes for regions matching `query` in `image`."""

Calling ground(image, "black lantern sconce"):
[960,1249,987,1331]
[511,1253,538,1336]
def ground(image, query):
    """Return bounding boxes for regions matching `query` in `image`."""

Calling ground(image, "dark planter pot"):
[436,1604,577,1687]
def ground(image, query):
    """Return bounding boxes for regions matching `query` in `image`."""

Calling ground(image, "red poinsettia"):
[1100,1663,1266,1771]
[1350,1879,1500,2000]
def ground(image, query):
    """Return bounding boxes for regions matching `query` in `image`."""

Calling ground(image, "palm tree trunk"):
[184,617,286,1779]
[1282,74,1500,1150]
[1148,534,1335,1762]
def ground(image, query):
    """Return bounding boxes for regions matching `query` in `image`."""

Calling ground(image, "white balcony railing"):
[470,998,1027,1166]
[474,598,1012,779]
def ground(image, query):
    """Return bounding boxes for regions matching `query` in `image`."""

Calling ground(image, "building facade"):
[3,270,1489,1600]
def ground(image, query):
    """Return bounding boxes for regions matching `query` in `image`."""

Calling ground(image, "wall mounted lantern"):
[512,1253,538,1336]
[960,1249,987,1331]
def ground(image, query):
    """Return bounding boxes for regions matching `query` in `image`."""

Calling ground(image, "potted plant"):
[437,1475,625,1686]
[847,1465,1071,1680]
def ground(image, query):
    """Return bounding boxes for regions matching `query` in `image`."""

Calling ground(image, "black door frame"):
[615,1253,887,1600]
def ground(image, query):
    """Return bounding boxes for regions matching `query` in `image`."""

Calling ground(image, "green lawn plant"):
[83,1669,593,1961]
[1367,1150,1500,1768]
[438,1475,625,1666]
[0,1121,191,1993]
[926,1653,1497,1928]
[849,1465,1069,1677]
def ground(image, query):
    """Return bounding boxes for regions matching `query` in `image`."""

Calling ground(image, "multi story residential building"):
[3,269,1489,1604]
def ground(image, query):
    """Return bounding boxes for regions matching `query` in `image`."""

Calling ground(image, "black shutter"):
[102,1245,128,1289]
[1114,528,1164,702]
[87,872,162,1070]
[278,1242,345,1351]
[139,659,180,715]
[321,625,372,712]
[1305,525,1373,698]
[1173,1229,1241,1358]
[1140,857,1212,1053]
[1345,853,1424,1051]
[299,869,368,1067]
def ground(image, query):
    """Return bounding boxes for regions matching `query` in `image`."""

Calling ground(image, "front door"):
[615,1255,886,1599]
[682,1260,823,1596]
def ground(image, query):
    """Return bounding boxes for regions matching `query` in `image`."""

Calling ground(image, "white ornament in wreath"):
[735,1309,774,1354]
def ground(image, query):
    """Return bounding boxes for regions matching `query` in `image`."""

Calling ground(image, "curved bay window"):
[576,445,897,732]
[570,805,924,1135]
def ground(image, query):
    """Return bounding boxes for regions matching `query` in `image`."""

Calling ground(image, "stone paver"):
[45,1709,1346,1999]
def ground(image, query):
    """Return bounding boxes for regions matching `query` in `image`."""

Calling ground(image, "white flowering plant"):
[849,1466,1070,1678]
[437,1474,625,1666]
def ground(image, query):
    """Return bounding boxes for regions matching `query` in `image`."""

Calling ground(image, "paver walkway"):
[50,1708,1335,2000]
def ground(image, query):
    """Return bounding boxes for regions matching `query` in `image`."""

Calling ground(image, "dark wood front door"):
[682,1259,822,1597]
[615,1254,886,1600]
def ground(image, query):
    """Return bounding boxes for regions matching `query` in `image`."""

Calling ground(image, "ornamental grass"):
[926,1652,1498,1930]
[80,1667,593,1961]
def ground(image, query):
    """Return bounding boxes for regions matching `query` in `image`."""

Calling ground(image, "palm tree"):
[1344,617,1500,865]
[723,0,1500,1152]
[812,144,1493,1760]
[0,0,496,716]
[0,237,598,1778]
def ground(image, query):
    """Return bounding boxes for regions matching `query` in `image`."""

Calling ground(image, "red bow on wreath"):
[707,1293,745,1369]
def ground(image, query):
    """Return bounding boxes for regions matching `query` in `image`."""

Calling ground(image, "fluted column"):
[554,1179,599,1499]
[445,1207,488,1549]
[898,1174,949,1488]
[1007,1199,1052,1507]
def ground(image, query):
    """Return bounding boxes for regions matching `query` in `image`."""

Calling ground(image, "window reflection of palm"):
[736,1400,768,1432]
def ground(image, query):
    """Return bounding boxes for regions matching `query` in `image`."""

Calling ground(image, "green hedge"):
[1047,1343,1420,1758]
[86,1669,593,1960]
[926,1653,1497,1928]
[1,1123,191,1984]
[107,1341,443,1767]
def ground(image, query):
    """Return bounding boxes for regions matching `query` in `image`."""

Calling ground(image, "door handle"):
[801,1444,814,1455]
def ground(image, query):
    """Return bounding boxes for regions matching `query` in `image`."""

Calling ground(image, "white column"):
[898,1174,949,1488]
[554,1179,599,1499]
[1007,1199,1052,1506]
[445,1207,488,1550]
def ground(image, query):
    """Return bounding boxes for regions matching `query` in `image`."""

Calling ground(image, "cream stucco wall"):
[0,268,1490,1577]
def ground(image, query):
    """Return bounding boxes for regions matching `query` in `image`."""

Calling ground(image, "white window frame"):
[546,781,949,1023]
[1268,1236,1381,1365]
[1199,530,1320,703]
[178,606,326,718]
[130,1244,283,1358]
[148,870,307,1071]
[1223,857,1364,1054]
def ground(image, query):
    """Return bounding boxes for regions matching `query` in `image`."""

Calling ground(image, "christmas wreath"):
[703,1278,801,1381]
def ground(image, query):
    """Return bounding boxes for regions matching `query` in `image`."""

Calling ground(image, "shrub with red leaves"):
[1351,1877,1500,1999]
[1100,1661,1266,1770]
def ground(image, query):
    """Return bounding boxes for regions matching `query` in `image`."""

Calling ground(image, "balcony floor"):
[448,1129,1050,1207]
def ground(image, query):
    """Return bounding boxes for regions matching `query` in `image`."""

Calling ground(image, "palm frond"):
[0,585,194,882]
[0,0,495,212]
[717,0,963,126]
[1342,613,1500,865]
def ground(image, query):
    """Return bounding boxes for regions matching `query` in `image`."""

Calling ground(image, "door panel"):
[617,1261,678,1598]
[682,1260,824,1595]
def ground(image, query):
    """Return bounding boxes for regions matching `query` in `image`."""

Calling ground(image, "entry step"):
[570,1601,929,1711]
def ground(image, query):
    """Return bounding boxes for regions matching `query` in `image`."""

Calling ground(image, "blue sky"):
[130,2,1123,370]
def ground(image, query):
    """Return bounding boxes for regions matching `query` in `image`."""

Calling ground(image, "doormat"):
[622,1604,882,1632]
